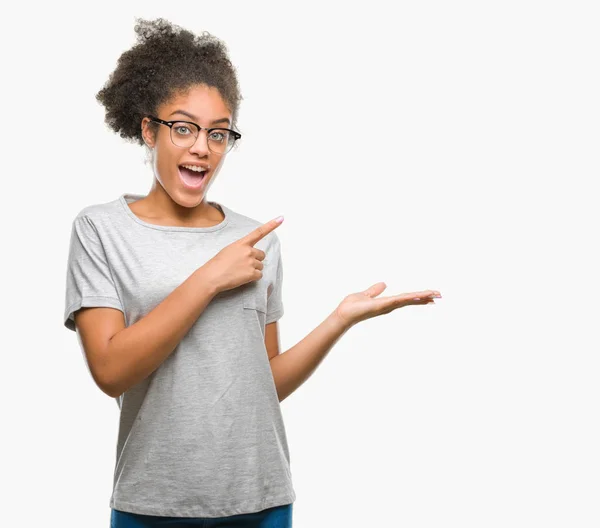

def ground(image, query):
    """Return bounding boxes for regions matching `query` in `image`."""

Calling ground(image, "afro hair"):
[95,17,243,148]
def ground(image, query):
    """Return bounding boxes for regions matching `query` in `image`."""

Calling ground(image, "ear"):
[141,117,156,149]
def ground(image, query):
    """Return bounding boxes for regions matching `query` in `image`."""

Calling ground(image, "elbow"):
[90,358,122,398]
[92,368,120,398]
[100,368,127,398]
[101,384,119,399]
[101,379,121,399]
[93,341,125,398]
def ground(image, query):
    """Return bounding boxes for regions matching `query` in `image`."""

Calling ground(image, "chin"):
[175,191,206,207]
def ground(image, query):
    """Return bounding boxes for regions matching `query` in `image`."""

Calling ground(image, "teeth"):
[181,164,207,173]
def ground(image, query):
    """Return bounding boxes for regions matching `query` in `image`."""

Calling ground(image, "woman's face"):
[141,84,233,208]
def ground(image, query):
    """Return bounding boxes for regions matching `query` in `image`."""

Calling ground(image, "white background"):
[2,1,599,527]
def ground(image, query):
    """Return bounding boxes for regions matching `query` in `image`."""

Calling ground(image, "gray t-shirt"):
[63,192,295,517]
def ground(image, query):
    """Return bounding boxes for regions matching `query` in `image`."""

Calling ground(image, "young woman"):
[63,17,441,528]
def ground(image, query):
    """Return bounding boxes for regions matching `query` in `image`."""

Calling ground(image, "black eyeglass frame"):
[145,115,242,152]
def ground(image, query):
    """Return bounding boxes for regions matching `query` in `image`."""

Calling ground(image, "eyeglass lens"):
[171,122,235,153]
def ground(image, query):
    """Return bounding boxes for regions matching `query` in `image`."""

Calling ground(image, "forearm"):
[269,310,351,402]
[105,267,219,397]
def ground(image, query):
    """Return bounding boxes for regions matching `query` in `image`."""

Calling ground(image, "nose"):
[188,129,210,157]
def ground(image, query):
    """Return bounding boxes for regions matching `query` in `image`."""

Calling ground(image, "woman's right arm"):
[72,216,282,399]
[74,266,218,398]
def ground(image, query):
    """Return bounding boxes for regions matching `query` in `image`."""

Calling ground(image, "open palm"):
[335,282,441,328]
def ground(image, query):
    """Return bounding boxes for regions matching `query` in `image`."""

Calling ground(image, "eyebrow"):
[168,110,231,126]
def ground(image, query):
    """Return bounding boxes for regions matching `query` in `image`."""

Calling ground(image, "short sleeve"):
[266,236,284,325]
[63,215,124,332]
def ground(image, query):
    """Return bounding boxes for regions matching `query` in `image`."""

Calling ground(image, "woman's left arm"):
[269,282,441,402]
[269,310,349,403]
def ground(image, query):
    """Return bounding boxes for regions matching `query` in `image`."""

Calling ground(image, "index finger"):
[240,216,284,246]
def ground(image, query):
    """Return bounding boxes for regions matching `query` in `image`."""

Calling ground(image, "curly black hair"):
[95,17,243,149]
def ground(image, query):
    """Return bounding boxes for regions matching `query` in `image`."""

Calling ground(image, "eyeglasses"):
[145,115,242,154]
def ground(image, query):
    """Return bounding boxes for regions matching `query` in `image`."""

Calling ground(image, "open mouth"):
[178,166,207,189]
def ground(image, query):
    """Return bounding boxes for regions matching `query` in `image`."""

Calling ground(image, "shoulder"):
[68,198,125,248]
[71,197,123,228]
[74,197,120,220]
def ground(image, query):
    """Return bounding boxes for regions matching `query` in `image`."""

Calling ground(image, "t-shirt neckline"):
[119,193,230,233]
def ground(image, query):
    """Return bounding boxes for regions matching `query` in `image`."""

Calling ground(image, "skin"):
[137,84,232,227]
[270,287,442,402]
[134,83,287,363]
[128,82,442,400]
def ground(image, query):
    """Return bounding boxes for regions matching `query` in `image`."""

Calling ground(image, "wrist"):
[330,308,353,333]
[195,266,221,297]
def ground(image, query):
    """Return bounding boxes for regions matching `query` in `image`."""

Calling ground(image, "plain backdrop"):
[2,1,599,527]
